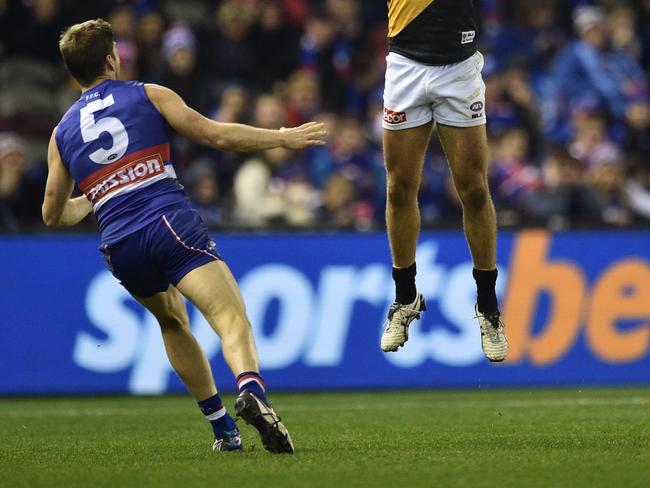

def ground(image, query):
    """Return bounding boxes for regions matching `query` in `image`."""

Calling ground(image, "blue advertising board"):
[1,230,649,395]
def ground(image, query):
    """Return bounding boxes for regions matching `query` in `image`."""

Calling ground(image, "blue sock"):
[237,371,269,406]
[197,393,237,439]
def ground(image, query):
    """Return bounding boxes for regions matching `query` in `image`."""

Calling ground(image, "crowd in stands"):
[1,0,650,232]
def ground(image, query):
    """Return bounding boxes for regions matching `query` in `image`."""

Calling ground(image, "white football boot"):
[381,293,426,352]
[475,306,508,362]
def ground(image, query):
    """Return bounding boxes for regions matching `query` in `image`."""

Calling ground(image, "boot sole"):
[235,392,294,454]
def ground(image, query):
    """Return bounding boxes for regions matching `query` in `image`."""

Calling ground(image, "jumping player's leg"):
[174,260,294,453]
[436,122,508,362]
[436,123,496,272]
[380,123,432,352]
[134,286,241,451]
[384,122,433,274]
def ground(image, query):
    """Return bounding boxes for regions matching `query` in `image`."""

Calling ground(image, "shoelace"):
[261,411,284,430]
[235,406,284,430]
[473,312,505,339]
[388,302,421,322]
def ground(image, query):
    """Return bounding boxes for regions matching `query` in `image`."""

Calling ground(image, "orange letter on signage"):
[503,231,586,365]
[586,260,650,363]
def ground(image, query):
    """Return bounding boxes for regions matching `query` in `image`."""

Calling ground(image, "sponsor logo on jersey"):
[383,108,407,124]
[79,144,171,206]
[461,30,476,45]
[85,156,165,204]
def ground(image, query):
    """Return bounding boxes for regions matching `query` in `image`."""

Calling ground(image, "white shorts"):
[383,51,487,130]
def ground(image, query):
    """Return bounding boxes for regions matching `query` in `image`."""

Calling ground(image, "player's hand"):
[281,122,327,150]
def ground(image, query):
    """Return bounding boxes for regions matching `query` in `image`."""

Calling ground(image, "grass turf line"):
[2,388,650,487]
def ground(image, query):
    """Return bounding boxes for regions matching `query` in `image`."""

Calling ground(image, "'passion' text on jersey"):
[84,155,165,205]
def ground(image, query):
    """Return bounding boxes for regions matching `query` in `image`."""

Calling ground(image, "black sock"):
[392,263,417,304]
[473,268,499,315]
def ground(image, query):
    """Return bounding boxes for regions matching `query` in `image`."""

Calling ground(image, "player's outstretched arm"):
[144,84,327,152]
[42,128,92,228]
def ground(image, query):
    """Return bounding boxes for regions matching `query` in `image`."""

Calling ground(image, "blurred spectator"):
[137,9,166,80]
[204,0,257,86]
[233,147,317,228]
[253,94,287,129]
[588,160,632,226]
[626,164,650,222]
[252,0,300,90]
[186,162,222,227]
[307,117,375,198]
[116,40,138,81]
[569,109,622,169]
[160,22,206,112]
[284,69,321,126]
[212,85,248,124]
[0,133,45,230]
[14,0,64,63]
[492,0,566,76]
[489,129,543,225]
[2,0,650,232]
[551,6,648,141]
[109,4,136,43]
[318,172,373,230]
[522,150,602,228]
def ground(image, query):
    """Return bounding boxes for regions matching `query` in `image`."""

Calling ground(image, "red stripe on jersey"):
[80,153,167,204]
[79,143,170,192]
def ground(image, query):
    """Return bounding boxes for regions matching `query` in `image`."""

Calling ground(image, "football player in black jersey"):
[380,0,508,362]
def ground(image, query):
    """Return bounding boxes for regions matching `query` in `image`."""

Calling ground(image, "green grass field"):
[2,388,650,487]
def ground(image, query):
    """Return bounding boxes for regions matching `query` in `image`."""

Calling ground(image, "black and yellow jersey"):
[388,0,478,66]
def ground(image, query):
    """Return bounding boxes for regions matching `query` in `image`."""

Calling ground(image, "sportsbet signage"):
[504,231,650,366]
[1,230,649,394]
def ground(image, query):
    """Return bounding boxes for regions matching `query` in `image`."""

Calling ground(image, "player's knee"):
[457,180,490,213]
[387,174,419,208]
[158,312,189,332]
[203,300,248,329]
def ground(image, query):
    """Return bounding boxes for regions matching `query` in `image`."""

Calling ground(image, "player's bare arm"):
[144,84,326,152]
[42,127,92,228]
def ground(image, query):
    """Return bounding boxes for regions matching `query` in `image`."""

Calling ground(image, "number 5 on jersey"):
[80,94,129,165]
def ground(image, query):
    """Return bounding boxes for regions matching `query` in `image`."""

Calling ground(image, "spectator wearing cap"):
[551,6,648,142]
[159,22,207,114]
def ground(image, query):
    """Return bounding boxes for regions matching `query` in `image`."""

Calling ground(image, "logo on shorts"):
[462,30,476,45]
[383,108,407,125]
[470,102,484,112]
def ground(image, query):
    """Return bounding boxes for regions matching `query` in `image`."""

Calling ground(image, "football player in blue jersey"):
[43,19,326,454]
